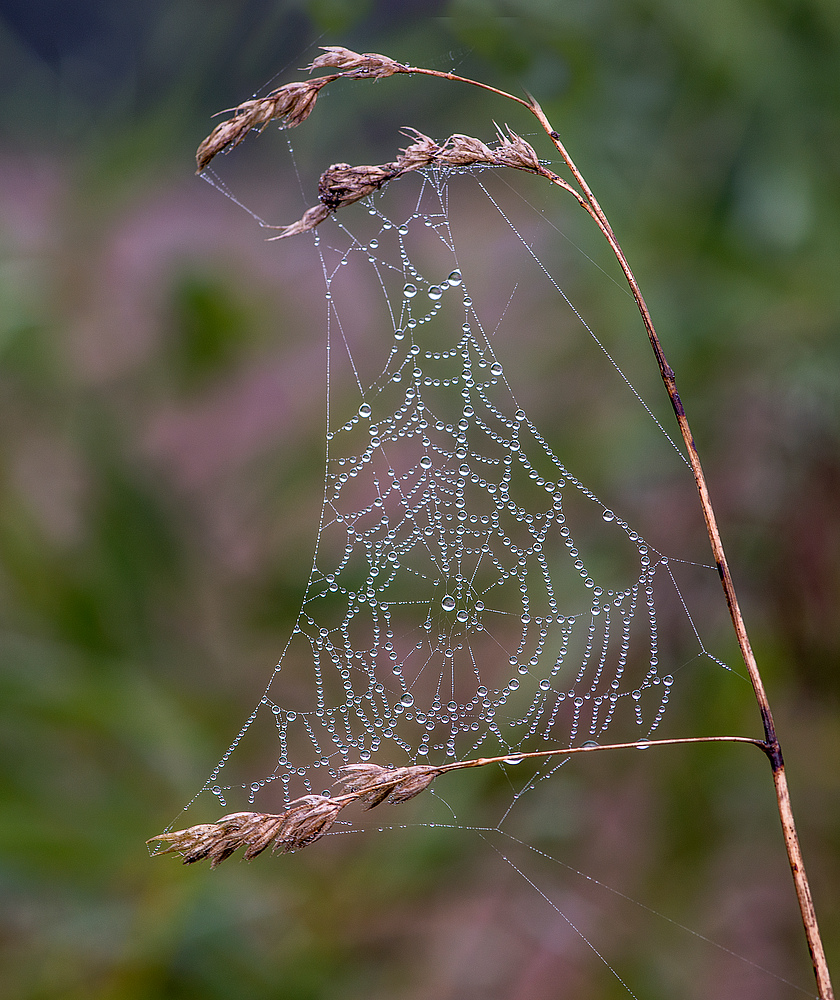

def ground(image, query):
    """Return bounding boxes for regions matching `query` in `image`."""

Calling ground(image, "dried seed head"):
[266,204,332,241]
[148,812,262,867]
[439,133,496,167]
[148,797,344,867]
[492,127,542,172]
[398,129,441,170]
[275,795,343,852]
[338,763,439,809]
[306,46,403,79]
[267,161,399,240]
[196,78,333,172]
[318,162,397,211]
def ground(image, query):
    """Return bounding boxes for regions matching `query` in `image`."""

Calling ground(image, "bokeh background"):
[1,2,838,998]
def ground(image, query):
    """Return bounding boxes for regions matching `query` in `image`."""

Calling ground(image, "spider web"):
[169,151,813,998]
[197,165,721,811]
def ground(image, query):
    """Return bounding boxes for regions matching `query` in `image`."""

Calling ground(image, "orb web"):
[195,167,709,816]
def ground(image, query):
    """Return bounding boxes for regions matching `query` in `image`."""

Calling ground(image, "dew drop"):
[401,693,414,707]
[581,740,599,749]
[420,455,432,469]
[447,270,462,286]
[602,509,615,522]
[490,362,503,376]
[441,595,456,612]
[359,403,372,418]
[403,283,417,298]
[428,285,442,301]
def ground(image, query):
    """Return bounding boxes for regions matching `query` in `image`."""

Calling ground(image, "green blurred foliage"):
[1,1,838,997]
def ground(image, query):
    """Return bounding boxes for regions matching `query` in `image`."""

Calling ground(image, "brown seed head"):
[196,78,333,172]
[338,763,439,809]
[397,130,442,170]
[147,796,344,866]
[275,795,343,852]
[318,162,397,211]
[439,134,497,167]
[492,127,542,172]
[306,46,403,79]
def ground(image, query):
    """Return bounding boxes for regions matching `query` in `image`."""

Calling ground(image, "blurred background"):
[1,2,838,998]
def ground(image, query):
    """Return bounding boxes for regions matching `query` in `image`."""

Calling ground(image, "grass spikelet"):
[195,78,334,172]
[337,763,439,808]
[305,46,403,78]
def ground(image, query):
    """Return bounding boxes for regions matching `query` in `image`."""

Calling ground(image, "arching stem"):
[399,61,834,1000]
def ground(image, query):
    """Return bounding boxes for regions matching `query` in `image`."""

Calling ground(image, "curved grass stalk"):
[185,47,834,998]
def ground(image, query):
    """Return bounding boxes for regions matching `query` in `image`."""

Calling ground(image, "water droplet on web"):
[359,403,372,418]
[441,595,456,612]
[401,693,414,707]
[359,749,371,761]
[420,455,432,469]
[403,283,417,298]
[428,285,442,300]
[490,362,503,376]
[368,239,378,249]
[539,679,550,691]
[581,740,599,749]
[447,270,462,286]
[602,509,615,522]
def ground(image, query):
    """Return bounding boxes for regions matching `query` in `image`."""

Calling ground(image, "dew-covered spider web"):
[168,149,814,999]
[207,168,693,810]
[215,162,727,799]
